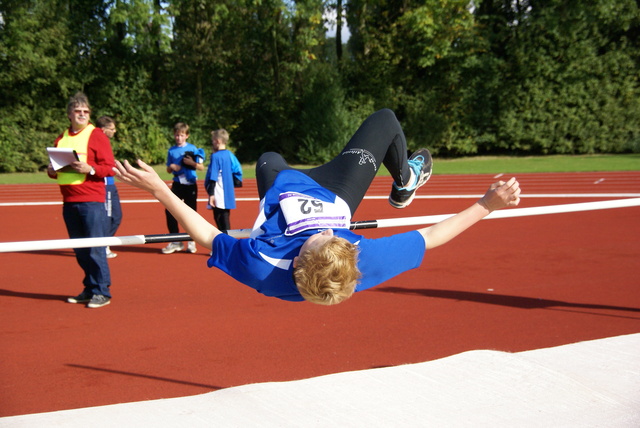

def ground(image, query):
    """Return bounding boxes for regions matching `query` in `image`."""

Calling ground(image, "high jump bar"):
[0,198,638,253]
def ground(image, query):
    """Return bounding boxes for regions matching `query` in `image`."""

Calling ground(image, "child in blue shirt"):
[162,122,205,254]
[204,129,243,230]
[115,109,521,304]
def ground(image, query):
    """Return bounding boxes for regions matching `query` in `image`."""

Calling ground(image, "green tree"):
[480,0,640,154]
[344,0,480,154]
[93,0,173,163]
[2,0,638,173]
[0,0,78,172]
[167,0,335,163]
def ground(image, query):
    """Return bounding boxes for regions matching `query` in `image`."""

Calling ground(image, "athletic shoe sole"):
[67,297,92,304]
[162,245,184,254]
[87,300,111,309]
[389,149,433,208]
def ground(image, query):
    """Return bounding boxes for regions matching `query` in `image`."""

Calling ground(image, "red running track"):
[1,172,639,417]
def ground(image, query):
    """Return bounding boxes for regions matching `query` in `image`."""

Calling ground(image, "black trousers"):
[256,109,412,215]
[166,182,198,233]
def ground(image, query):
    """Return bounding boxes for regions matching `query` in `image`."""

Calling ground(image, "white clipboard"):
[47,148,79,171]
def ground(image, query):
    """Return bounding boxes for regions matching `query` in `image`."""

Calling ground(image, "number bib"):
[279,192,351,236]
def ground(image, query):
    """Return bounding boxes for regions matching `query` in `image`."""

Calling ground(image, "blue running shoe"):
[389,149,432,209]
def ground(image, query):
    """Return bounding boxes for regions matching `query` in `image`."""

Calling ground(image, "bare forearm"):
[418,177,521,251]
[419,202,489,250]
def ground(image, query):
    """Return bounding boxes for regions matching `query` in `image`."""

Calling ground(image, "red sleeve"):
[88,128,116,178]
[53,132,63,147]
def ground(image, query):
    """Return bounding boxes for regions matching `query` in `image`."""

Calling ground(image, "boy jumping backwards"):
[115,109,520,305]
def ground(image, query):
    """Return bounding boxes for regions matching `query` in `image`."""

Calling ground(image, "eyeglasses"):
[74,109,90,115]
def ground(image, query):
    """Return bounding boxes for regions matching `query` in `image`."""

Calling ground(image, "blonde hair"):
[174,122,190,135]
[211,128,229,145]
[294,237,360,305]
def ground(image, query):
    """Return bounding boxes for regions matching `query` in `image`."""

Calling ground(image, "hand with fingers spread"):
[478,177,521,212]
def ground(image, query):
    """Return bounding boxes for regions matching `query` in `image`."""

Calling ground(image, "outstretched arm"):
[113,160,222,250]
[418,177,521,250]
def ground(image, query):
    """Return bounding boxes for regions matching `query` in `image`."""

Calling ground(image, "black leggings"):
[256,109,412,214]
[213,207,231,230]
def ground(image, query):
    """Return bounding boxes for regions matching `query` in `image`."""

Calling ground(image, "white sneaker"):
[106,247,117,259]
[162,242,184,254]
[187,241,197,253]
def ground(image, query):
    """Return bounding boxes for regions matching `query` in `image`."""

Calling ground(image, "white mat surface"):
[3,333,639,427]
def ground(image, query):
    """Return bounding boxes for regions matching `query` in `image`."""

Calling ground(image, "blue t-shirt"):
[166,143,204,185]
[208,170,425,302]
[204,150,242,209]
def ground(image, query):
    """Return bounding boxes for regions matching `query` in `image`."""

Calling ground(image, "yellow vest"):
[56,124,94,185]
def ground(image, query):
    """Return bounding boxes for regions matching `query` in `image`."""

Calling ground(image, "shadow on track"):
[374,287,640,319]
[0,288,67,302]
[65,364,223,390]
